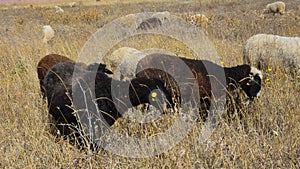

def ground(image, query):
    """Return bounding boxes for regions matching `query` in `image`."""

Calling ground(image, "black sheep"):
[43,61,173,148]
[43,61,113,147]
[73,70,173,126]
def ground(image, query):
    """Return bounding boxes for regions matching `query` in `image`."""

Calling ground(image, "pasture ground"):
[0,0,299,168]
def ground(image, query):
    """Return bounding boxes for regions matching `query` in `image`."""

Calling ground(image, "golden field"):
[0,0,299,168]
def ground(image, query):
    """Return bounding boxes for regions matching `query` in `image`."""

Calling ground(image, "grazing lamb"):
[136,53,263,115]
[243,34,300,75]
[43,62,173,147]
[42,25,55,43]
[264,1,285,15]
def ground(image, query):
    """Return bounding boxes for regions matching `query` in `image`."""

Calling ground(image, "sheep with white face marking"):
[264,1,285,15]
[243,34,300,75]
[42,25,55,43]
[136,53,263,117]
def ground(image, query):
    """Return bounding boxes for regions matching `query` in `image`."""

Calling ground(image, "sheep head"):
[239,67,263,100]
[129,77,174,111]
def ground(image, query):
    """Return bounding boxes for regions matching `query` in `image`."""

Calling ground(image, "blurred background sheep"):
[54,6,64,13]
[69,2,76,8]
[243,34,300,75]
[264,1,286,15]
[42,25,55,43]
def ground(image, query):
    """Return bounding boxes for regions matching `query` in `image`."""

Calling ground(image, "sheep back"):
[243,34,300,74]
[37,54,75,95]
[136,53,226,106]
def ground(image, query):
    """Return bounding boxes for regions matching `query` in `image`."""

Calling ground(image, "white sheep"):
[108,47,146,81]
[264,1,285,15]
[108,47,177,80]
[243,34,300,74]
[42,25,55,43]
[54,6,64,13]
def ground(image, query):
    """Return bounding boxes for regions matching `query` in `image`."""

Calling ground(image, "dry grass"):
[0,0,299,168]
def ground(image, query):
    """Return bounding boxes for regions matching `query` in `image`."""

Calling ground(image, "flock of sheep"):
[37,1,300,149]
[37,50,263,149]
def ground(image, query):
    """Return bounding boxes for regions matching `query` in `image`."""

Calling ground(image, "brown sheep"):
[136,53,263,117]
[37,54,75,95]
[37,54,113,96]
